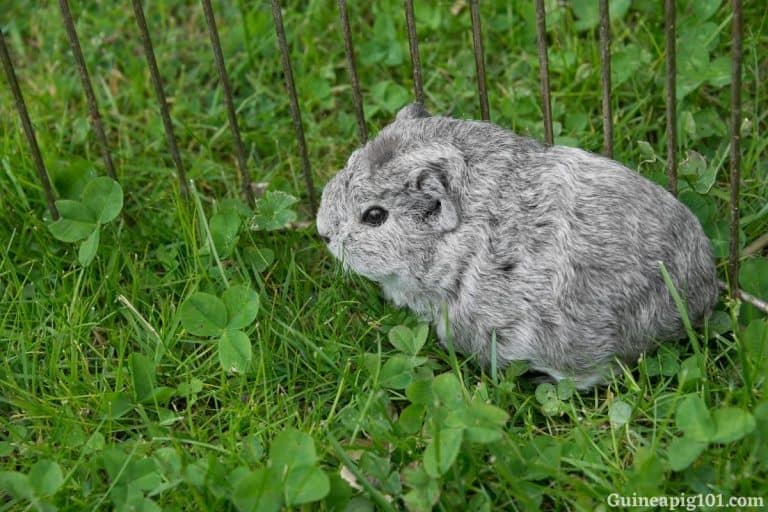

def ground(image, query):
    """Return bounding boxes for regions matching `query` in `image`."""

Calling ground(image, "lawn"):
[1,1,767,510]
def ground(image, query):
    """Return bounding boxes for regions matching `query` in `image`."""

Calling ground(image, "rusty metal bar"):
[270,0,317,213]
[665,0,677,195]
[469,0,489,121]
[598,0,613,158]
[337,0,368,144]
[131,0,189,197]
[201,0,255,205]
[728,0,743,293]
[58,0,117,181]
[403,0,425,105]
[534,0,553,144]
[0,31,59,220]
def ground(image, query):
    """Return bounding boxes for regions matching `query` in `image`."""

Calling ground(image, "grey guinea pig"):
[316,103,719,388]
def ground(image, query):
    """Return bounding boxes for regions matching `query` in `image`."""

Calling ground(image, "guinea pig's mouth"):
[325,241,344,263]
[335,254,387,282]
[324,242,351,271]
[325,242,392,283]
[338,257,365,278]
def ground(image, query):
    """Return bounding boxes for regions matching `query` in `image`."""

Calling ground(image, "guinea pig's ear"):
[396,103,431,122]
[406,167,459,232]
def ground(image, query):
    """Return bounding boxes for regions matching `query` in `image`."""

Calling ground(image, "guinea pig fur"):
[316,103,719,388]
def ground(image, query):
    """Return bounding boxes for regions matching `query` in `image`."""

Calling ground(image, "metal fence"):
[0,0,757,306]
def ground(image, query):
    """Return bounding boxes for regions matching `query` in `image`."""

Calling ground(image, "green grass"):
[1,0,767,510]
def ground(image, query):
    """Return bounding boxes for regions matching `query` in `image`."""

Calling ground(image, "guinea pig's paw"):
[531,365,611,390]
[528,372,558,386]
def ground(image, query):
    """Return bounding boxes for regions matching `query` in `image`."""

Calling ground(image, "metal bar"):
[131,0,189,198]
[728,0,743,293]
[598,0,613,158]
[0,31,59,220]
[201,0,255,205]
[469,0,489,121]
[534,0,553,144]
[270,0,317,213]
[58,0,117,181]
[665,0,677,195]
[337,0,367,144]
[403,0,425,104]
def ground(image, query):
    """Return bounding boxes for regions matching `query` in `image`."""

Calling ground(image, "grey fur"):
[316,104,719,388]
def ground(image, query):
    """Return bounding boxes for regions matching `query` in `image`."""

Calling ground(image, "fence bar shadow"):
[0,31,59,220]
[201,0,255,205]
[534,0,554,145]
[131,0,189,198]
[665,0,677,196]
[271,0,317,214]
[58,0,117,182]
[598,0,613,158]
[728,0,743,293]
[338,0,368,144]
[403,0,425,105]
[469,0,489,121]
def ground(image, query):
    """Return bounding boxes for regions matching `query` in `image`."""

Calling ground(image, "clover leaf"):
[251,190,298,231]
[82,176,123,224]
[668,393,757,471]
[47,176,123,266]
[179,284,259,373]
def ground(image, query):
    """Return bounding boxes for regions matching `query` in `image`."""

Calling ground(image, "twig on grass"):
[327,434,396,512]
[117,294,164,347]
[718,280,768,315]
[190,179,229,288]
[250,220,314,232]
[742,232,768,258]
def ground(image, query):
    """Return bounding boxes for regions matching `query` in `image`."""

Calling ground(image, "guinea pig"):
[316,103,719,388]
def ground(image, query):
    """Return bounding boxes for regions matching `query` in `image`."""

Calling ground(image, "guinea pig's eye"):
[361,206,388,226]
